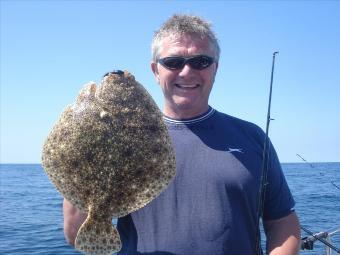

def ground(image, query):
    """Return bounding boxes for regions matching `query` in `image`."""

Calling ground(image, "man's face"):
[151,35,218,119]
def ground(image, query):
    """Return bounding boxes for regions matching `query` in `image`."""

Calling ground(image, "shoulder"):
[213,110,265,141]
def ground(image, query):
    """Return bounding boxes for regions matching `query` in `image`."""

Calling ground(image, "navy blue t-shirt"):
[117,107,295,255]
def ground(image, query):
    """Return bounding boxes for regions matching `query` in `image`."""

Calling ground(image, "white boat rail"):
[301,226,340,254]
[325,227,340,255]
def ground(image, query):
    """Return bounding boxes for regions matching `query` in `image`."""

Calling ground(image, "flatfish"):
[41,70,176,255]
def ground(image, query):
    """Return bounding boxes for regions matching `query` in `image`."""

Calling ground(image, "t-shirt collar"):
[163,106,215,125]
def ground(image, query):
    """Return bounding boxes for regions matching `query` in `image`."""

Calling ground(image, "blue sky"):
[1,1,339,163]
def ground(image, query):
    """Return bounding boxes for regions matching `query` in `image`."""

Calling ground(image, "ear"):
[214,61,219,75]
[151,61,160,84]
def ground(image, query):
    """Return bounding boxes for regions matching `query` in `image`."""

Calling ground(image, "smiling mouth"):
[175,84,200,89]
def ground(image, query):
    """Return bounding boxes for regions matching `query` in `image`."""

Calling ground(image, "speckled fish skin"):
[41,71,176,255]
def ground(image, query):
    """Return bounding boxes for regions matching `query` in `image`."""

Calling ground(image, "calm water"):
[1,163,339,255]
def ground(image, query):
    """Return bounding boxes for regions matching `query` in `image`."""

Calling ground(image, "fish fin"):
[75,213,121,255]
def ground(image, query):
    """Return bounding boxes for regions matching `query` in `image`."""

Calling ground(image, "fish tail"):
[75,212,121,255]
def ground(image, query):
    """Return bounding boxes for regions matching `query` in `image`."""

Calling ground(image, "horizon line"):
[1,161,340,165]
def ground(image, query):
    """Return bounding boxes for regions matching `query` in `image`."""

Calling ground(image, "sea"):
[0,163,339,255]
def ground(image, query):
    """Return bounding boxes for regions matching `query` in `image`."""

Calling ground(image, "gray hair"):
[151,14,220,62]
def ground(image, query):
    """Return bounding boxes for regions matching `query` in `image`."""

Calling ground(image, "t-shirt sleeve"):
[262,141,295,220]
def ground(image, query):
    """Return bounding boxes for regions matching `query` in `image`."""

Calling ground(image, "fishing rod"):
[331,181,340,191]
[255,51,279,255]
[296,153,340,253]
[301,225,340,253]
[296,153,340,191]
[296,154,315,168]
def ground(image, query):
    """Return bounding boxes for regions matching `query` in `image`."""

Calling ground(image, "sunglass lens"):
[189,56,213,70]
[162,57,185,69]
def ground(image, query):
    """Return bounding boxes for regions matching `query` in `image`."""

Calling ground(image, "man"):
[64,14,300,254]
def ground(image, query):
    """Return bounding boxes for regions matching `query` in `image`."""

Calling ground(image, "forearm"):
[264,212,301,255]
[267,234,300,255]
[63,198,87,246]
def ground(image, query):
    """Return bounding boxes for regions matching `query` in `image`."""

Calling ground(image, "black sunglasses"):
[157,55,215,70]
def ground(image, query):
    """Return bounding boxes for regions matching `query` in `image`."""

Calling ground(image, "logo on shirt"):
[226,148,244,154]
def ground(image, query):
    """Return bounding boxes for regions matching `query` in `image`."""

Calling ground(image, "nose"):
[178,63,196,77]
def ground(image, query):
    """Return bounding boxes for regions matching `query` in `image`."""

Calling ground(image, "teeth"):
[176,84,198,88]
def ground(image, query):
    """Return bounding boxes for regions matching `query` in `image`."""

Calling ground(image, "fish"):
[41,70,176,255]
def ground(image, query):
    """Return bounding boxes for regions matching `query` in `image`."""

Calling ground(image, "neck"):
[163,105,209,120]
